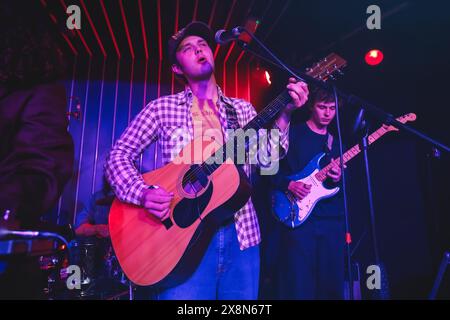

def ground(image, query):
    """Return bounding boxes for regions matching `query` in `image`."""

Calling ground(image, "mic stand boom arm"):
[237,27,449,152]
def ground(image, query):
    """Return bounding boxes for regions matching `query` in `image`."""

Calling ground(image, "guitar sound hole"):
[182,165,209,196]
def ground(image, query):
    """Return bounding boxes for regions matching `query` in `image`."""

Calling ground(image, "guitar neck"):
[316,125,391,182]
[201,90,291,174]
[243,90,291,131]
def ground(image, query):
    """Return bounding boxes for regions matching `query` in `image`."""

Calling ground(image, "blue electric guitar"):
[272,113,417,228]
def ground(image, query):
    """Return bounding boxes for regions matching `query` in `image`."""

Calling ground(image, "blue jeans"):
[154,222,260,300]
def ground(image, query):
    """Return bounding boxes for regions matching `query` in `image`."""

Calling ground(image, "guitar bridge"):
[285,191,297,226]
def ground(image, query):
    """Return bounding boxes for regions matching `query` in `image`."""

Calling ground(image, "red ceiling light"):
[365,49,384,66]
[264,70,272,85]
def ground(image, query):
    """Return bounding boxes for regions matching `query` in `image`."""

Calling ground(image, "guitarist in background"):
[74,176,113,239]
[105,21,309,299]
[271,88,345,299]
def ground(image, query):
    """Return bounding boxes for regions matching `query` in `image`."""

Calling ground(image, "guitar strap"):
[223,101,240,130]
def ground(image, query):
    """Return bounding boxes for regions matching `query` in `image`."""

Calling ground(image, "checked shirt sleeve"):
[105,102,159,205]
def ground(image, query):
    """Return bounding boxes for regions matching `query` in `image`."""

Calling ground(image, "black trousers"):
[276,216,345,300]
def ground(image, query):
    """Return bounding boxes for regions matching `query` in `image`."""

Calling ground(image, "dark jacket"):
[0,82,74,227]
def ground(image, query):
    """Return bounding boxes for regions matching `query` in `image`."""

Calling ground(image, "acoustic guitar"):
[109,53,347,287]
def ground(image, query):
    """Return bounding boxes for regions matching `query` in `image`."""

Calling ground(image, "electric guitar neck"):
[316,113,417,182]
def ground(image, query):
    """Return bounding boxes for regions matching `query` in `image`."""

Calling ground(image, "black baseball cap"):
[168,21,213,65]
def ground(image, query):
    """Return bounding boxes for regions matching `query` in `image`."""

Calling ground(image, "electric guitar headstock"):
[383,113,417,132]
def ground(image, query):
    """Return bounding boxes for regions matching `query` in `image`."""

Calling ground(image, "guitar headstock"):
[384,113,417,132]
[306,53,347,81]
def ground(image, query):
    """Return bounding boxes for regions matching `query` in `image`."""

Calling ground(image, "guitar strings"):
[181,90,292,184]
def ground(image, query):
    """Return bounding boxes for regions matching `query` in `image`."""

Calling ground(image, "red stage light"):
[365,49,384,66]
[264,70,272,85]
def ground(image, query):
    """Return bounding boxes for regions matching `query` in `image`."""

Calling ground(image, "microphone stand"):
[356,112,390,299]
[232,27,450,301]
[359,116,379,264]
[0,228,71,250]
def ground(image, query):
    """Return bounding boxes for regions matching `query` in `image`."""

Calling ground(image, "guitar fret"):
[347,150,353,158]
[369,129,382,144]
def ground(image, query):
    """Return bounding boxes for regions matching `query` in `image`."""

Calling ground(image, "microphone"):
[215,26,243,45]
[353,108,366,134]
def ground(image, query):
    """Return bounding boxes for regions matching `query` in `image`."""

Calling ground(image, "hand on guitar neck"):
[286,77,309,112]
[141,186,174,220]
[276,78,310,131]
[327,162,346,183]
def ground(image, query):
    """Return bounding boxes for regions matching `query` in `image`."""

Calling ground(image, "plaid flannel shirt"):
[105,86,289,250]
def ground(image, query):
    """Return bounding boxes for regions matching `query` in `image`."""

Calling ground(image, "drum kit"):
[1,209,134,299]
[38,237,132,300]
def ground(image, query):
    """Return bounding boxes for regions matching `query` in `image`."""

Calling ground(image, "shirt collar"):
[178,85,233,106]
